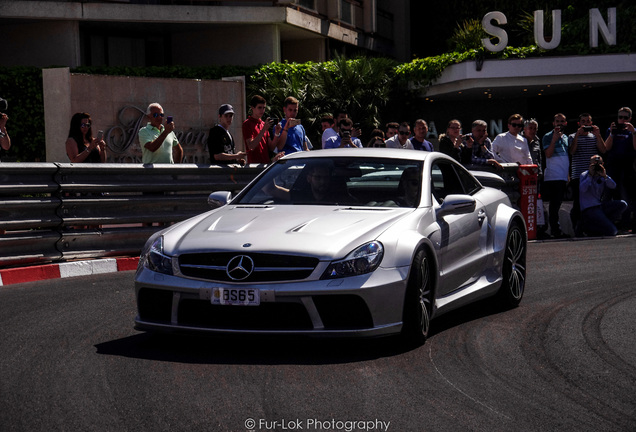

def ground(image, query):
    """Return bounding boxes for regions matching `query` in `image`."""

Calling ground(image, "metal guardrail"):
[0,163,266,268]
[0,162,521,269]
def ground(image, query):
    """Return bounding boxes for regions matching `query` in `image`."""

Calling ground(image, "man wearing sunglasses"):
[385,122,414,149]
[491,114,533,165]
[138,102,183,164]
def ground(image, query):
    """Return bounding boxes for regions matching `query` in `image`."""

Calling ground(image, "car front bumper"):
[134,265,409,338]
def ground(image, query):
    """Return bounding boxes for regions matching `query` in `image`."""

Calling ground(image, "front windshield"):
[235,157,424,208]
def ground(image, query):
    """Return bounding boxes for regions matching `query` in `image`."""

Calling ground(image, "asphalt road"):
[1,237,635,432]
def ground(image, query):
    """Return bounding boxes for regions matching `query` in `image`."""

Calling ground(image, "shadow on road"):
[95,297,511,365]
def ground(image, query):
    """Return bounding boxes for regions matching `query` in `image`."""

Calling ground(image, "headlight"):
[321,241,384,279]
[144,236,174,275]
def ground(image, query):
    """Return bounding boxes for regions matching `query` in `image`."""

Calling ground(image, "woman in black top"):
[65,112,107,163]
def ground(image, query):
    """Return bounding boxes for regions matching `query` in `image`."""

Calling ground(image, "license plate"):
[212,288,260,306]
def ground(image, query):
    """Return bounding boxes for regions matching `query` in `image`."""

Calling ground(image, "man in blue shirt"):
[542,113,570,238]
[603,107,636,232]
[275,96,307,155]
[324,118,362,149]
[579,155,627,236]
[409,119,434,152]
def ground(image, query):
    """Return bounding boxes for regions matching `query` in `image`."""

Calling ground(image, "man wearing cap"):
[138,102,183,164]
[207,103,246,165]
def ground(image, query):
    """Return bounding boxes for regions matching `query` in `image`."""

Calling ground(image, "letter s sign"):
[482,11,508,52]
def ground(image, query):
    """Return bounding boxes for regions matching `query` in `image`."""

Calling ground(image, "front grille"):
[178,299,313,330]
[179,252,319,282]
[137,288,374,332]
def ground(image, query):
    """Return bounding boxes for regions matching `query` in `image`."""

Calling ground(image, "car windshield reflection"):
[236,157,424,208]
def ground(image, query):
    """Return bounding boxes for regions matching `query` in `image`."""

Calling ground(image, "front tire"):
[401,249,433,345]
[497,221,526,308]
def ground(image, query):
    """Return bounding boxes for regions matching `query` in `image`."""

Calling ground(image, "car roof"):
[282,148,434,162]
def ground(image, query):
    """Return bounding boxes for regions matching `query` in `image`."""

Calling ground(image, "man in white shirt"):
[492,114,533,165]
[385,122,414,149]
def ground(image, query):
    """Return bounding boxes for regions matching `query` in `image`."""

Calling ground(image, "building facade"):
[0,0,411,68]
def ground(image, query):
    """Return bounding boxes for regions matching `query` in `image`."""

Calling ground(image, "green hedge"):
[1,31,634,161]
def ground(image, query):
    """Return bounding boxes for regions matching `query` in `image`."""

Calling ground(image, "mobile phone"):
[583,126,593,132]
[96,130,103,141]
[290,118,301,127]
[269,117,279,125]
[167,116,173,123]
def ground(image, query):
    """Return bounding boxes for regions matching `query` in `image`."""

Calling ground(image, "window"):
[340,0,352,24]
[297,0,315,10]
[431,160,482,203]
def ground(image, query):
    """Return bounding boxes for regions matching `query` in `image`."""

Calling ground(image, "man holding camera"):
[276,96,307,155]
[579,155,627,236]
[208,103,246,165]
[139,103,183,164]
[569,113,606,235]
[324,118,362,149]
[542,113,570,238]
[604,107,636,232]
[243,95,280,164]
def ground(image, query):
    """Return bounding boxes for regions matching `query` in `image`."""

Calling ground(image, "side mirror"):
[208,191,232,208]
[435,194,476,219]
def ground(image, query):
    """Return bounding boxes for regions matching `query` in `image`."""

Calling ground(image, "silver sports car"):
[134,149,526,344]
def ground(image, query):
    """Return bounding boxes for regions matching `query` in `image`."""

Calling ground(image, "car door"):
[431,159,488,295]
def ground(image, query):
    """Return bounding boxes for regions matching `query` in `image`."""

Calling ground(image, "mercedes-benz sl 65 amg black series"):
[134,149,527,345]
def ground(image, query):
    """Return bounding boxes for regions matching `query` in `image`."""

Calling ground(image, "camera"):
[612,123,626,133]
[592,156,603,173]
[341,130,351,138]
[583,126,593,132]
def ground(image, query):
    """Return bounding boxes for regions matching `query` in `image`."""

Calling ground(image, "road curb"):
[0,257,139,287]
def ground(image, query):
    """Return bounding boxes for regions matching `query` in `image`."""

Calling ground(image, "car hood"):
[162,205,413,259]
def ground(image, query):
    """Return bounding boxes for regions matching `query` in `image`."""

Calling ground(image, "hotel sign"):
[482,8,617,52]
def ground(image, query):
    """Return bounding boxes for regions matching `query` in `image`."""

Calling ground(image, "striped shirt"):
[570,132,599,179]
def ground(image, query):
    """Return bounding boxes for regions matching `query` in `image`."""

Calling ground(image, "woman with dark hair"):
[438,119,470,164]
[65,112,107,163]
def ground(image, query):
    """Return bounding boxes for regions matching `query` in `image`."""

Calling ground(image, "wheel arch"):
[493,204,527,255]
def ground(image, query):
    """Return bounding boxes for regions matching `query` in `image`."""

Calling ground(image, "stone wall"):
[43,68,245,163]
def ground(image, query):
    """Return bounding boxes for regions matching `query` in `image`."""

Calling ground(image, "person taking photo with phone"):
[569,113,605,235]
[243,95,281,164]
[65,112,107,163]
[0,98,11,161]
[275,96,308,155]
[138,103,182,164]
[604,107,636,233]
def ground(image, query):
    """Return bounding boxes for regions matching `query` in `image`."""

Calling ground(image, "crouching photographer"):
[0,97,10,161]
[579,155,627,236]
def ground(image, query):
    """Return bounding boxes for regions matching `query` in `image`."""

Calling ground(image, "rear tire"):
[401,249,433,346]
[497,221,526,308]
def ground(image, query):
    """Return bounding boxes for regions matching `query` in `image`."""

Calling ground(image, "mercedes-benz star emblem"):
[226,255,255,281]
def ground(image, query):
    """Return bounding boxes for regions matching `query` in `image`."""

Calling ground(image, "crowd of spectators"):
[3,93,632,238]
[308,107,634,238]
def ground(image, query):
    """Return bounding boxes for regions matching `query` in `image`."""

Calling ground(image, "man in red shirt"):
[242,95,280,164]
